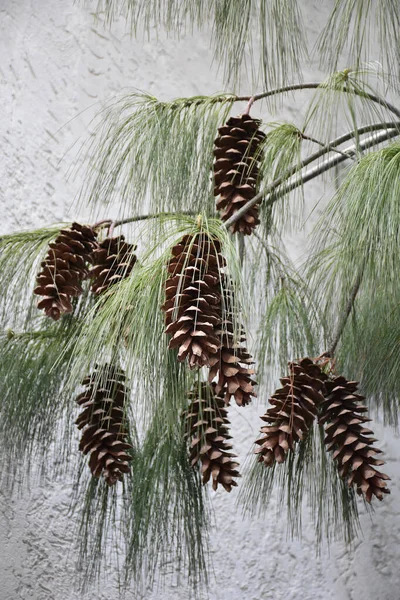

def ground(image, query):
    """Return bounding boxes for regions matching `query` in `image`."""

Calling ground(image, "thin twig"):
[300,133,355,161]
[94,211,197,231]
[224,126,400,229]
[327,271,364,356]
[238,234,245,267]
[93,219,113,229]
[243,95,256,115]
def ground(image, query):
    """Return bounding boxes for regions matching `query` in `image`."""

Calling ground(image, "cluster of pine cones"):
[34,223,137,486]
[255,357,390,502]
[34,224,137,320]
[31,111,390,502]
[161,230,258,492]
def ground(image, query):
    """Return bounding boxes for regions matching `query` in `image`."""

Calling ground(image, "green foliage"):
[318,0,400,80]
[257,123,304,231]
[124,394,211,594]
[251,236,320,390]
[240,422,363,546]
[338,289,400,425]
[0,317,89,482]
[309,142,400,423]
[0,226,62,328]
[79,92,235,220]
[303,68,395,145]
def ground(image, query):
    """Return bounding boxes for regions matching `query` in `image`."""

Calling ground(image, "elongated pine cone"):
[183,382,240,492]
[214,114,265,235]
[91,235,137,295]
[34,222,97,320]
[209,283,256,407]
[162,232,225,369]
[255,358,326,466]
[75,364,133,486]
[319,376,390,502]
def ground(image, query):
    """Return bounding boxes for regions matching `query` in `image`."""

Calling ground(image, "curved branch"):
[203,83,400,121]
[235,83,400,120]
[224,124,400,229]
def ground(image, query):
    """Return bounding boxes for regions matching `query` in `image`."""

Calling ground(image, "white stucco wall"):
[0,1,399,599]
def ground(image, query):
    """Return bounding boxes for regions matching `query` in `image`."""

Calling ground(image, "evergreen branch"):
[300,133,355,161]
[244,83,400,120]
[224,125,400,229]
[88,122,400,236]
[308,141,400,425]
[328,270,364,357]
[122,83,400,120]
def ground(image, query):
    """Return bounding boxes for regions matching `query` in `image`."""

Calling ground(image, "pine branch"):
[167,83,400,121]
[89,122,400,234]
[328,271,364,357]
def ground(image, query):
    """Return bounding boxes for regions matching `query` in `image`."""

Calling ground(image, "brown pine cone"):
[319,376,390,503]
[90,235,137,295]
[183,382,240,492]
[75,363,133,486]
[214,114,265,235]
[34,222,97,320]
[255,358,326,466]
[162,232,225,369]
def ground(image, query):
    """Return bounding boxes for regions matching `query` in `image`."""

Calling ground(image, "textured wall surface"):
[0,1,399,599]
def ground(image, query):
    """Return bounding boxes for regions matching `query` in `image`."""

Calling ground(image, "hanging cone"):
[213,113,265,235]
[183,382,240,492]
[255,358,326,466]
[34,222,97,320]
[90,235,137,295]
[319,376,390,502]
[209,281,256,407]
[162,232,225,369]
[75,363,133,486]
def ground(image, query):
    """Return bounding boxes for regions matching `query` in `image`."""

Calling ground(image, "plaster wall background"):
[0,1,399,599]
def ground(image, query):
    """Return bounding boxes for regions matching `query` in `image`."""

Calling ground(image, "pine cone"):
[162,232,225,369]
[319,376,390,502]
[91,235,137,295]
[255,358,326,466]
[75,363,133,486]
[183,382,240,492]
[209,283,256,407]
[34,222,97,320]
[214,114,265,235]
